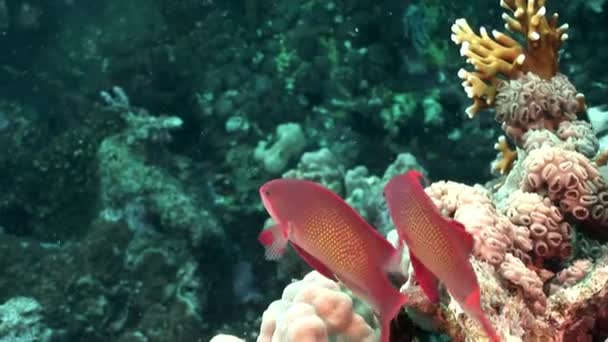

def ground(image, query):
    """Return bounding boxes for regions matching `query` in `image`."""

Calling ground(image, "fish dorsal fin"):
[290,243,337,281]
[409,253,440,303]
[447,219,474,254]
[407,170,429,188]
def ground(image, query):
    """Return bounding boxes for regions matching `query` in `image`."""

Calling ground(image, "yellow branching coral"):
[492,135,518,174]
[595,149,608,167]
[500,0,568,78]
[451,0,569,117]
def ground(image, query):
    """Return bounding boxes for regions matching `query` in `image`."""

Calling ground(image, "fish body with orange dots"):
[258,178,408,342]
[384,171,500,342]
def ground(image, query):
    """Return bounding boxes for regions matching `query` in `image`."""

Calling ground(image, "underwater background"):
[1,0,608,341]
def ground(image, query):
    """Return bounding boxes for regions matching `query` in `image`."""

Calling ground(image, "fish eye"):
[265,190,270,196]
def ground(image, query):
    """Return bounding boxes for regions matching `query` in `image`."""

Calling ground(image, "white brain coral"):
[209,335,245,342]
[257,271,375,342]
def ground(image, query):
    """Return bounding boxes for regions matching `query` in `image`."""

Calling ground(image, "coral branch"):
[451,0,569,117]
[451,19,524,117]
[493,135,518,175]
[500,0,568,78]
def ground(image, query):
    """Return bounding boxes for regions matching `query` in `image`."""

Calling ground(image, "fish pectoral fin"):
[258,223,289,260]
[447,219,474,254]
[291,243,337,281]
[409,254,441,304]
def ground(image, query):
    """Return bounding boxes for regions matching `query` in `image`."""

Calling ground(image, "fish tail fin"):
[478,315,501,342]
[390,292,409,317]
[378,291,408,342]
[257,224,288,260]
[463,288,500,342]
[379,316,391,342]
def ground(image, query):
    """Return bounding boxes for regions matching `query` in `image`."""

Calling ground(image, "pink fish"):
[258,178,408,342]
[384,171,500,342]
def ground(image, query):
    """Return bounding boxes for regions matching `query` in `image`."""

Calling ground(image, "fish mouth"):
[259,184,280,222]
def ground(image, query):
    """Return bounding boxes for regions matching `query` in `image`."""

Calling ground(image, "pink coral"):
[521,129,563,151]
[425,181,514,266]
[520,121,599,161]
[494,73,585,143]
[257,271,375,342]
[550,259,594,295]
[556,260,593,286]
[499,253,547,314]
[556,121,599,158]
[522,144,608,226]
[502,190,571,261]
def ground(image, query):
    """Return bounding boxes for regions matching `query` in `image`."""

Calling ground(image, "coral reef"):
[254,122,307,174]
[2,0,608,341]
[219,1,608,341]
[98,87,223,246]
[405,252,608,341]
[395,1,608,340]
[0,297,53,342]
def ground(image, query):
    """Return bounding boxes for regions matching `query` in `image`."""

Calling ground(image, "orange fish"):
[258,178,408,342]
[384,171,500,342]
